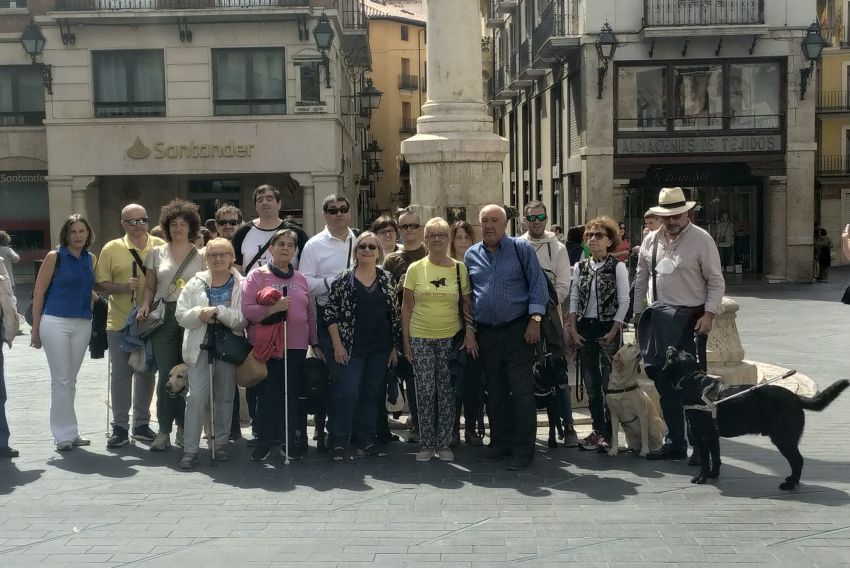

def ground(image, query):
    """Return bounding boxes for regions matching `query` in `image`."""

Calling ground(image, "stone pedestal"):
[401,0,508,226]
[706,297,758,385]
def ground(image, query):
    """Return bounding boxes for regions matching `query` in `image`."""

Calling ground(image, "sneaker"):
[56,440,73,451]
[596,435,611,453]
[415,448,434,462]
[174,426,184,448]
[107,427,130,448]
[563,427,579,448]
[72,437,91,447]
[464,429,484,447]
[357,445,387,457]
[250,446,270,462]
[437,448,454,462]
[150,432,171,452]
[578,431,602,451]
[132,425,156,442]
[179,453,197,470]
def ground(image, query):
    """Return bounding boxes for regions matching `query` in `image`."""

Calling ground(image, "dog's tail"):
[799,379,850,411]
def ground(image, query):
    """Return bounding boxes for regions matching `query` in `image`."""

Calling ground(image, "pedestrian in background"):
[0,231,20,306]
[30,215,97,451]
[0,255,20,458]
[815,228,833,282]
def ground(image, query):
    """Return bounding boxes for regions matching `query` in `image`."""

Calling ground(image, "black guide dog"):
[662,347,848,490]
[533,349,568,448]
[299,357,330,453]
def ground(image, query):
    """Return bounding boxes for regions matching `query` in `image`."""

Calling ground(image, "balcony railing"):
[818,155,850,176]
[518,39,531,73]
[0,111,45,126]
[644,0,764,27]
[55,0,308,9]
[341,0,366,30]
[494,67,506,94]
[398,74,419,91]
[818,91,850,113]
[399,118,417,133]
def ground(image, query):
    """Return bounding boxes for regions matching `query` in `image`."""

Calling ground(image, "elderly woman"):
[567,216,630,453]
[30,215,97,450]
[138,199,205,451]
[0,256,18,458]
[241,229,319,462]
[371,215,401,257]
[403,218,475,462]
[175,238,247,469]
[324,232,400,461]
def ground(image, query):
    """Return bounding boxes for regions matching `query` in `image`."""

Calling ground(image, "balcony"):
[818,91,850,113]
[533,0,580,67]
[399,117,417,134]
[0,111,44,127]
[508,48,532,90]
[644,0,765,28]
[490,67,515,101]
[818,155,850,176]
[398,74,419,91]
[494,0,518,15]
[486,0,505,28]
[55,0,309,9]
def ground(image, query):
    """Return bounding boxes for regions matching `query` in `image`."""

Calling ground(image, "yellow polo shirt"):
[95,234,165,331]
[404,258,471,339]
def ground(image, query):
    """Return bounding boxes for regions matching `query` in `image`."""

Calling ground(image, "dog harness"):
[682,369,797,419]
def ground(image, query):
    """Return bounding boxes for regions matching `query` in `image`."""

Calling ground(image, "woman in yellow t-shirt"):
[401,217,477,462]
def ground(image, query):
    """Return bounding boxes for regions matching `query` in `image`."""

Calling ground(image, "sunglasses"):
[399,223,421,231]
[357,243,379,251]
[325,206,350,215]
[216,219,240,226]
[122,217,148,226]
[525,213,547,222]
[586,231,609,240]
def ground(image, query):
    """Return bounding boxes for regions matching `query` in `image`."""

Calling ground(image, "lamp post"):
[799,21,826,100]
[359,78,383,118]
[19,24,53,95]
[313,14,335,88]
[595,22,618,99]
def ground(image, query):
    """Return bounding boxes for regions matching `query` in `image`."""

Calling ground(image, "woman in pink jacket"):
[241,229,321,462]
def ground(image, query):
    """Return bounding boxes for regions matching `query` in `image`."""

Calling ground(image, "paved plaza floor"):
[1,269,849,567]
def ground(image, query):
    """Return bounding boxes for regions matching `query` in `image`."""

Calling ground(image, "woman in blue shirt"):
[30,215,97,451]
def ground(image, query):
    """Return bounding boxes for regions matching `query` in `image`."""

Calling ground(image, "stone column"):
[579,45,615,222]
[764,175,788,283]
[785,145,817,283]
[45,175,73,247]
[401,0,508,228]
[292,173,317,235]
[310,173,343,231]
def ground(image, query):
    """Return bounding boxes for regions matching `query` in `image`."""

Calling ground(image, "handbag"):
[138,247,198,338]
[841,285,850,305]
[236,352,268,388]
[207,323,251,365]
[25,249,61,326]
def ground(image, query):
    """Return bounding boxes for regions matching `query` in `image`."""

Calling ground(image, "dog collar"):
[603,384,639,395]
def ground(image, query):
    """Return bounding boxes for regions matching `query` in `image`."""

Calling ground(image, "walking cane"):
[207,322,217,467]
[282,286,291,466]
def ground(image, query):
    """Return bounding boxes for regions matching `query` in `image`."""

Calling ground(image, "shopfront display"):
[0,170,49,278]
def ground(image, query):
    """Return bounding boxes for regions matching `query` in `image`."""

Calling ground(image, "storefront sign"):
[637,164,759,187]
[293,102,327,113]
[617,134,782,155]
[126,137,255,160]
[0,172,47,183]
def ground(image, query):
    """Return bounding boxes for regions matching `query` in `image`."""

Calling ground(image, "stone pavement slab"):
[2,270,850,566]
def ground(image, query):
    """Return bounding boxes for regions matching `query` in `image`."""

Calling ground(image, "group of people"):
[2,184,845,468]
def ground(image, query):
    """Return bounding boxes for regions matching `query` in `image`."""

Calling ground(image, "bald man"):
[95,204,165,449]
[464,205,549,470]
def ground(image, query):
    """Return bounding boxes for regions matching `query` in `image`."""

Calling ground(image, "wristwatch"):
[530,314,543,323]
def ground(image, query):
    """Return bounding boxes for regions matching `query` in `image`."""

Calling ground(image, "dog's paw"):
[690,475,707,484]
[639,450,648,458]
[779,477,799,490]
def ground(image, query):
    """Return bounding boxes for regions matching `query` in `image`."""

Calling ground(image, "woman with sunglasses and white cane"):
[175,238,247,469]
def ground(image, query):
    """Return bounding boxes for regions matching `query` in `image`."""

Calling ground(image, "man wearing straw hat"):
[633,187,725,462]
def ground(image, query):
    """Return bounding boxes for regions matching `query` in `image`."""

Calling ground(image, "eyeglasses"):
[525,213,547,222]
[399,223,421,231]
[122,217,148,226]
[586,231,609,240]
[207,252,232,260]
[376,228,396,236]
[325,206,350,215]
[216,219,240,226]
[357,243,378,251]
[426,233,448,240]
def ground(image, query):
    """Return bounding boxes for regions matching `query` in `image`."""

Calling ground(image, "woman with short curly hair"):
[138,199,205,451]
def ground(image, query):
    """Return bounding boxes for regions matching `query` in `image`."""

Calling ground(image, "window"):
[729,62,780,129]
[673,64,723,130]
[617,66,666,132]
[93,50,165,118]
[0,0,27,7]
[213,48,285,116]
[0,66,45,126]
[299,62,321,103]
[400,25,409,41]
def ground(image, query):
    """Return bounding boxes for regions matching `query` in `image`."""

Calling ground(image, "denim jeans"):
[149,303,184,434]
[255,350,306,449]
[332,349,389,450]
[0,348,9,448]
[577,318,619,436]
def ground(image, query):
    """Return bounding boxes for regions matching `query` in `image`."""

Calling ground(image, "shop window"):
[213,48,285,116]
[617,66,666,132]
[673,64,723,130]
[0,66,45,126]
[93,50,165,118]
[299,62,321,103]
[729,62,780,129]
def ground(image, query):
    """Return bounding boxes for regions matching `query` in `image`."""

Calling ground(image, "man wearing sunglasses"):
[214,204,242,241]
[94,204,165,448]
[519,201,578,447]
[633,186,724,463]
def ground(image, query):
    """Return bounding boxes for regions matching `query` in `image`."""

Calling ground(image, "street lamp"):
[19,24,53,95]
[799,21,826,100]
[366,140,383,167]
[313,15,335,88]
[595,22,618,99]
[359,78,383,117]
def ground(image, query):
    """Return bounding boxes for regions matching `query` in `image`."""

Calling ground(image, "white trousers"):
[41,315,92,443]
[183,357,236,455]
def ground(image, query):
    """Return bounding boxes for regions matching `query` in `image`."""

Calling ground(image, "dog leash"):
[683,369,797,418]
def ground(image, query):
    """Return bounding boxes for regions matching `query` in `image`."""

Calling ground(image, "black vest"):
[576,256,619,321]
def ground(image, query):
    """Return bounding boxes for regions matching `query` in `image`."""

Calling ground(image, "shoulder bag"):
[24,249,61,326]
[201,280,251,365]
[138,247,198,338]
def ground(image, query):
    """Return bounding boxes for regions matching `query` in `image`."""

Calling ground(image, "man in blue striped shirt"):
[465,204,549,470]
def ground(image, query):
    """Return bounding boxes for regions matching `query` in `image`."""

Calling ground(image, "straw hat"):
[648,187,696,216]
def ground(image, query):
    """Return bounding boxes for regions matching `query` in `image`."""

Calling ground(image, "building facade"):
[817,0,850,267]
[0,0,371,278]
[488,0,820,282]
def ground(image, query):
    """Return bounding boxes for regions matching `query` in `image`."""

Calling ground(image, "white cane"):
[106,350,112,437]
[283,286,290,466]
[207,323,217,467]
